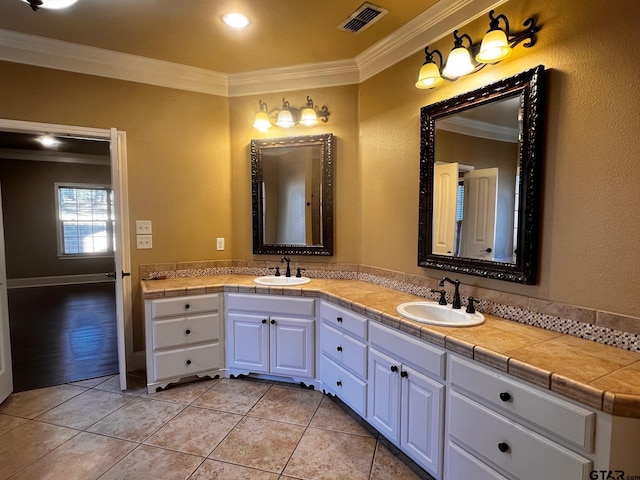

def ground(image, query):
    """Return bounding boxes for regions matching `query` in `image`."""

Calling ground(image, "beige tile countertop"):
[141,275,640,419]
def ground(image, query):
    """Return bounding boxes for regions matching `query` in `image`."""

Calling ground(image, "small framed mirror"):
[251,133,334,256]
[418,66,545,284]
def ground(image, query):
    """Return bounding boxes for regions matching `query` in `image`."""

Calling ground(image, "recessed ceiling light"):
[22,0,79,10]
[222,12,250,29]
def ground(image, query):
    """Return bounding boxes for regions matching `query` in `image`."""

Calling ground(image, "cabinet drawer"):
[151,294,220,318]
[320,322,367,378]
[152,313,220,350]
[369,322,445,380]
[152,343,222,382]
[226,293,315,317]
[450,356,595,451]
[446,441,508,480]
[320,302,367,340]
[449,392,592,480]
[320,354,367,417]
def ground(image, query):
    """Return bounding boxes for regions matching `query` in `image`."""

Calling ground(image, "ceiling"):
[0,0,438,74]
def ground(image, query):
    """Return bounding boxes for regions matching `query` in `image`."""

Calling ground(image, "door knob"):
[499,392,511,402]
[400,370,408,378]
[336,346,343,352]
[185,329,191,335]
[390,365,398,373]
[270,319,276,325]
[498,442,509,453]
[262,319,267,324]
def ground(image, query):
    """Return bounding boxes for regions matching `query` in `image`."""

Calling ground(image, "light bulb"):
[22,0,78,9]
[276,110,294,128]
[442,47,475,78]
[476,29,512,63]
[415,62,444,89]
[299,107,318,127]
[253,111,271,131]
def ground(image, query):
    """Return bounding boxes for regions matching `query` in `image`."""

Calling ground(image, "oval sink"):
[396,301,485,327]
[254,275,311,286]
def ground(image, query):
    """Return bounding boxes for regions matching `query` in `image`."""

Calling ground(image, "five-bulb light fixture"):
[253,96,330,132]
[416,10,541,89]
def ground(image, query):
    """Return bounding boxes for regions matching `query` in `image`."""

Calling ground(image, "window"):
[56,184,114,256]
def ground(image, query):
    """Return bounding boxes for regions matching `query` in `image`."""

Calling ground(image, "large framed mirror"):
[418,65,545,284]
[251,133,334,256]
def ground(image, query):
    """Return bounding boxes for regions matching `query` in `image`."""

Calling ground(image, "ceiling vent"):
[337,2,388,33]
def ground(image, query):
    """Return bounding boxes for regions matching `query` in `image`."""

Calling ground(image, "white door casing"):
[0,182,12,403]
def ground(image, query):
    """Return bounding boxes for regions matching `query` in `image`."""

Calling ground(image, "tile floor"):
[0,373,433,480]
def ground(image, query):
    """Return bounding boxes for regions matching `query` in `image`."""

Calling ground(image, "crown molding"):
[0,0,506,97]
[437,116,518,143]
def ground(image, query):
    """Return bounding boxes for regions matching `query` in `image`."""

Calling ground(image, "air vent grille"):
[338,2,388,33]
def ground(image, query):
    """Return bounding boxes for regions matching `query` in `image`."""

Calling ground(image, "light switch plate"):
[216,237,225,251]
[136,220,152,234]
[136,234,152,249]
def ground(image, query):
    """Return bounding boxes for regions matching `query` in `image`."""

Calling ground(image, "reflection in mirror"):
[251,133,334,256]
[418,66,545,284]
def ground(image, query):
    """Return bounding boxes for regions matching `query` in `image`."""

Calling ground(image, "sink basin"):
[396,301,485,327]
[254,275,311,286]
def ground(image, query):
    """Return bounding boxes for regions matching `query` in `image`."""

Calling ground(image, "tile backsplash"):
[140,261,640,353]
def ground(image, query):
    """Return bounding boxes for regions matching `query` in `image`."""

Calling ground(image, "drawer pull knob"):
[186,359,192,365]
[270,319,276,325]
[262,319,267,324]
[499,392,511,402]
[185,329,191,335]
[185,304,190,310]
[390,365,398,373]
[336,346,343,352]
[400,370,408,378]
[336,380,342,387]
[498,442,509,453]
[336,316,343,323]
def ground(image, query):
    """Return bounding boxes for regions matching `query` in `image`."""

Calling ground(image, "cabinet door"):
[227,312,268,373]
[270,316,314,378]
[367,348,401,443]
[400,364,444,476]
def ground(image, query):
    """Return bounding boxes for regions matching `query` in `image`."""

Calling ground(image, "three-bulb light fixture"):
[253,96,330,132]
[415,9,540,89]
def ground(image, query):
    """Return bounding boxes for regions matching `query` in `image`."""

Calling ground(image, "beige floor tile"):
[95,371,147,396]
[283,427,376,480]
[0,420,78,479]
[0,413,28,436]
[193,378,270,414]
[309,397,375,437]
[8,431,136,480]
[248,386,323,425]
[144,406,242,456]
[370,443,424,480]
[210,416,305,473]
[0,385,86,419]
[37,388,133,430]
[190,458,279,479]
[99,444,202,480]
[149,378,219,404]
[87,397,184,442]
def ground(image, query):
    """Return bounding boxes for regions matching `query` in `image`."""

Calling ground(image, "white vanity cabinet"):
[445,355,595,480]
[319,301,368,417]
[225,293,315,381]
[144,293,224,394]
[367,322,446,478]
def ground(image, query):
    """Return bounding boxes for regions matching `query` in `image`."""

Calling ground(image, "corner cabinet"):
[367,322,446,478]
[144,293,224,394]
[225,293,315,381]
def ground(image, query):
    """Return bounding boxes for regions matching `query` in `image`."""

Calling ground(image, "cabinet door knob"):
[499,392,511,402]
[400,370,408,378]
[262,319,267,324]
[336,346,343,352]
[185,329,191,335]
[270,319,276,325]
[390,365,398,373]
[498,442,509,453]
[184,304,190,309]
[186,359,192,365]
[336,316,343,323]
[336,380,342,387]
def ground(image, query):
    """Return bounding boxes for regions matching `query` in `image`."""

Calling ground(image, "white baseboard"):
[7,273,114,289]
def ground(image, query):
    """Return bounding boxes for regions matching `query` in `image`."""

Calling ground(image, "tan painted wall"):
[359,0,640,317]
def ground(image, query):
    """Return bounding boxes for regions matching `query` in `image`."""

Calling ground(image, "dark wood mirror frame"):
[251,133,334,256]
[418,65,545,284]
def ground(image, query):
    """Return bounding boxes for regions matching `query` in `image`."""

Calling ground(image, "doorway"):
[0,120,131,399]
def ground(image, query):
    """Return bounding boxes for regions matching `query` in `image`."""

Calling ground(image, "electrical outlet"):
[136,220,152,234]
[216,237,225,251]
[136,234,152,249]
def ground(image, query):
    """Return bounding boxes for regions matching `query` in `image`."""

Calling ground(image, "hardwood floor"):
[7,282,119,392]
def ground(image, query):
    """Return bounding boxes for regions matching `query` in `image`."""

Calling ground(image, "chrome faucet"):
[439,277,461,309]
[280,256,292,277]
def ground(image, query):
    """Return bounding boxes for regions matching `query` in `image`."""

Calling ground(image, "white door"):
[461,167,498,260]
[0,183,12,404]
[367,348,401,443]
[269,316,314,377]
[432,162,459,256]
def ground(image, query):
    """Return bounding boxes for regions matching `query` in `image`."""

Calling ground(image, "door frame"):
[0,118,132,391]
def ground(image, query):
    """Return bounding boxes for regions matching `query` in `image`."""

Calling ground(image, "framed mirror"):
[418,65,545,284]
[251,133,334,256]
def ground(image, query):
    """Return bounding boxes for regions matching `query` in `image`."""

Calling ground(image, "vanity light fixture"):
[221,12,250,29]
[22,0,78,11]
[415,10,540,89]
[253,96,330,131]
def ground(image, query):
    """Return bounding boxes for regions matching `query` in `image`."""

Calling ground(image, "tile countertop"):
[141,275,640,419]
